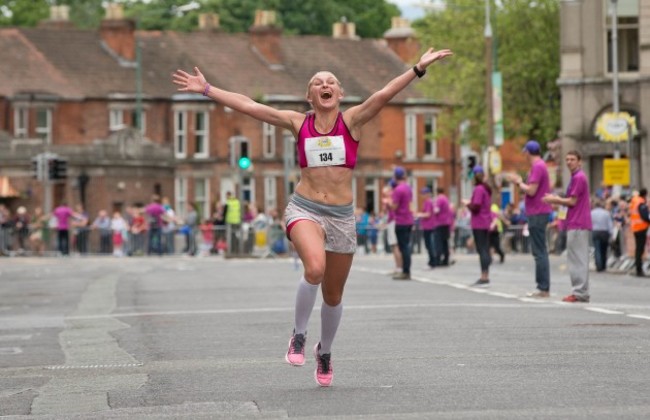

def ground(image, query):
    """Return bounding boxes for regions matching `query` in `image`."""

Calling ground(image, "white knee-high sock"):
[294,276,319,335]
[319,302,342,355]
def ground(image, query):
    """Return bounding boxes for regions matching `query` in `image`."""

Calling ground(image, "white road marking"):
[356,265,650,323]
[585,307,624,315]
[0,334,33,341]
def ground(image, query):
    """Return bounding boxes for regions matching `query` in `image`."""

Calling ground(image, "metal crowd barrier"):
[0,224,290,258]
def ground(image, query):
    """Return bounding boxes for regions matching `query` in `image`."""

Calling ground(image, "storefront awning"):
[0,177,20,198]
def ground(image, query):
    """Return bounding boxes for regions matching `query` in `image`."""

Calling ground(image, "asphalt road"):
[0,251,649,419]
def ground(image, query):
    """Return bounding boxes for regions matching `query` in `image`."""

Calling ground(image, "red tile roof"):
[0,26,433,104]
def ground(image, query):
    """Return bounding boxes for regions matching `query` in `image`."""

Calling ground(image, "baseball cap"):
[388,179,397,188]
[522,140,541,154]
[420,187,432,194]
[394,166,406,179]
[472,165,484,174]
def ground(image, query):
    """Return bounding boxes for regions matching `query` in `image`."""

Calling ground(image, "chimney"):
[100,3,136,61]
[38,5,73,29]
[249,10,282,65]
[383,17,420,63]
[198,13,220,31]
[332,17,359,40]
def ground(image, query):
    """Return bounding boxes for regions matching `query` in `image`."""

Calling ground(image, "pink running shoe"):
[285,332,306,366]
[313,343,333,387]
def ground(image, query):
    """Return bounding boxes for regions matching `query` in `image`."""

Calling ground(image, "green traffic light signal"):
[238,156,251,170]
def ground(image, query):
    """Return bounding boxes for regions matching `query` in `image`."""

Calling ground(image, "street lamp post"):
[610,0,623,195]
[484,0,494,150]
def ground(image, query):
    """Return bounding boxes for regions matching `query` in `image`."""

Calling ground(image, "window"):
[175,177,188,220]
[14,107,28,138]
[606,0,639,73]
[109,109,124,131]
[405,114,417,159]
[194,111,209,158]
[194,178,210,221]
[35,108,51,144]
[364,178,378,214]
[264,176,277,212]
[424,114,437,158]
[174,111,187,158]
[242,177,253,203]
[263,122,276,158]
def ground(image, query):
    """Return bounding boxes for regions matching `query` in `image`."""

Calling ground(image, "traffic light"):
[465,155,477,177]
[236,141,252,171]
[31,158,40,180]
[48,158,67,180]
[468,155,477,170]
[238,156,251,170]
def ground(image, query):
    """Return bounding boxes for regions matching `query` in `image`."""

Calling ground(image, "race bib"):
[558,205,568,220]
[304,135,346,167]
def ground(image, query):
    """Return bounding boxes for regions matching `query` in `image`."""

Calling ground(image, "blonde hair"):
[306,71,343,99]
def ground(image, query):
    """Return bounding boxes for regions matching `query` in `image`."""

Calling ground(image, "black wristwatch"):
[413,65,426,78]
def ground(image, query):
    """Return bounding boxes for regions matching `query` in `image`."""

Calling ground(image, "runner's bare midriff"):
[294,166,354,205]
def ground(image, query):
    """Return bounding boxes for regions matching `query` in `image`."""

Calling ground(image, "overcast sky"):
[389,0,427,20]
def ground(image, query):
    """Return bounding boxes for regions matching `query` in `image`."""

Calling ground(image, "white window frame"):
[174,110,187,159]
[194,177,210,221]
[405,113,417,159]
[264,176,277,212]
[14,107,28,139]
[35,108,52,144]
[175,177,188,220]
[423,113,437,158]
[109,109,125,131]
[604,0,639,74]
[263,122,276,158]
[194,111,209,158]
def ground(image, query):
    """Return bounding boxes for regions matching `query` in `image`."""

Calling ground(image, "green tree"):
[415,0,560,147]
[0,0,48,27]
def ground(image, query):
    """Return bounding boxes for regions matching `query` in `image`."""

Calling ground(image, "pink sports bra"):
[296,112,359,169]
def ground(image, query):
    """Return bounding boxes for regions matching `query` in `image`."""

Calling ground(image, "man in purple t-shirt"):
[53,202,77,255]
[145,194,166,255]
[416,187,437,269]
[390,167,414,280]
[508,140,552,298]
[433,187,452,266]
[543,150,592,303]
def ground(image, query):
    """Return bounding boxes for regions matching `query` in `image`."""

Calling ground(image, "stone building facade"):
[559,0,649,191]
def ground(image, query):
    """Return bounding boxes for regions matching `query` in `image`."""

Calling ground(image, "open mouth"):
[320,92,332,100]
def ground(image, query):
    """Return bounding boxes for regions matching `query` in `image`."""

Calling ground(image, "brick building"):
[0,4,459,221]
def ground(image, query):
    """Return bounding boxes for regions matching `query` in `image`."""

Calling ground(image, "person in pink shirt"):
[417,187,437,269]
[433,187,452,266]
[52,202,79,256]
[464,166,493,287]
[390,167,414,280]
[173,46,453,387]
